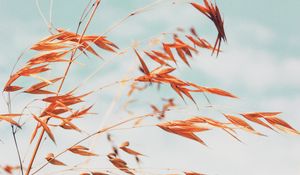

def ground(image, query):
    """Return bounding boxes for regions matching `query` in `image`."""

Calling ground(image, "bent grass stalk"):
[31,113,155,174]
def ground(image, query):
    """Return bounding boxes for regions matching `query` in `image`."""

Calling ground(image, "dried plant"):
[0,0,298,175]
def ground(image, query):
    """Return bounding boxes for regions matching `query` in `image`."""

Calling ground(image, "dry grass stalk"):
[0,0,298,175]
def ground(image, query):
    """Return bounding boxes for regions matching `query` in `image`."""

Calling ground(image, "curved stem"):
[100,0,165,36]
[69,0,168,63]
[31,113,154,175]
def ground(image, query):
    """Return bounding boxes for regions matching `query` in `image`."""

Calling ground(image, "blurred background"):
[0,0,300,174]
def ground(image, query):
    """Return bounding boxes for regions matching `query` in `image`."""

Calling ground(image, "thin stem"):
[94,78,133,92]
[68,0,169,64]
[7,93,24,175]
[11,126,24,175]
[73,59,112,92]
[49,0,53,31]
[75,0,94,34]
[57,0,101,93]
[31,113,154,174]
[9,51,26,77]
[36,0,53,33]
[100,0,165,36]
[25,1,102,175]
[25,129,45,175]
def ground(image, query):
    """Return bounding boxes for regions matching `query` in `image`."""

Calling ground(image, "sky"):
[0,0,300,175]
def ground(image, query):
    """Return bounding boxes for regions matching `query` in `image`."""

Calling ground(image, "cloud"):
[191,22,300,97]
[0,1,300,175]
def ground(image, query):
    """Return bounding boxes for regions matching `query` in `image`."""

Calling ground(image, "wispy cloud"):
[0,1,299,175]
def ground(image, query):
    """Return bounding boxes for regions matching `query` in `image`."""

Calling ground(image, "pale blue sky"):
[0,0,300,175]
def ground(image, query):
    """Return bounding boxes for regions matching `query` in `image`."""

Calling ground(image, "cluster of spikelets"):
[1,0,299,175]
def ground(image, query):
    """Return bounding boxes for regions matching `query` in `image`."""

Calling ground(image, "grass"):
[0,0,298,175]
